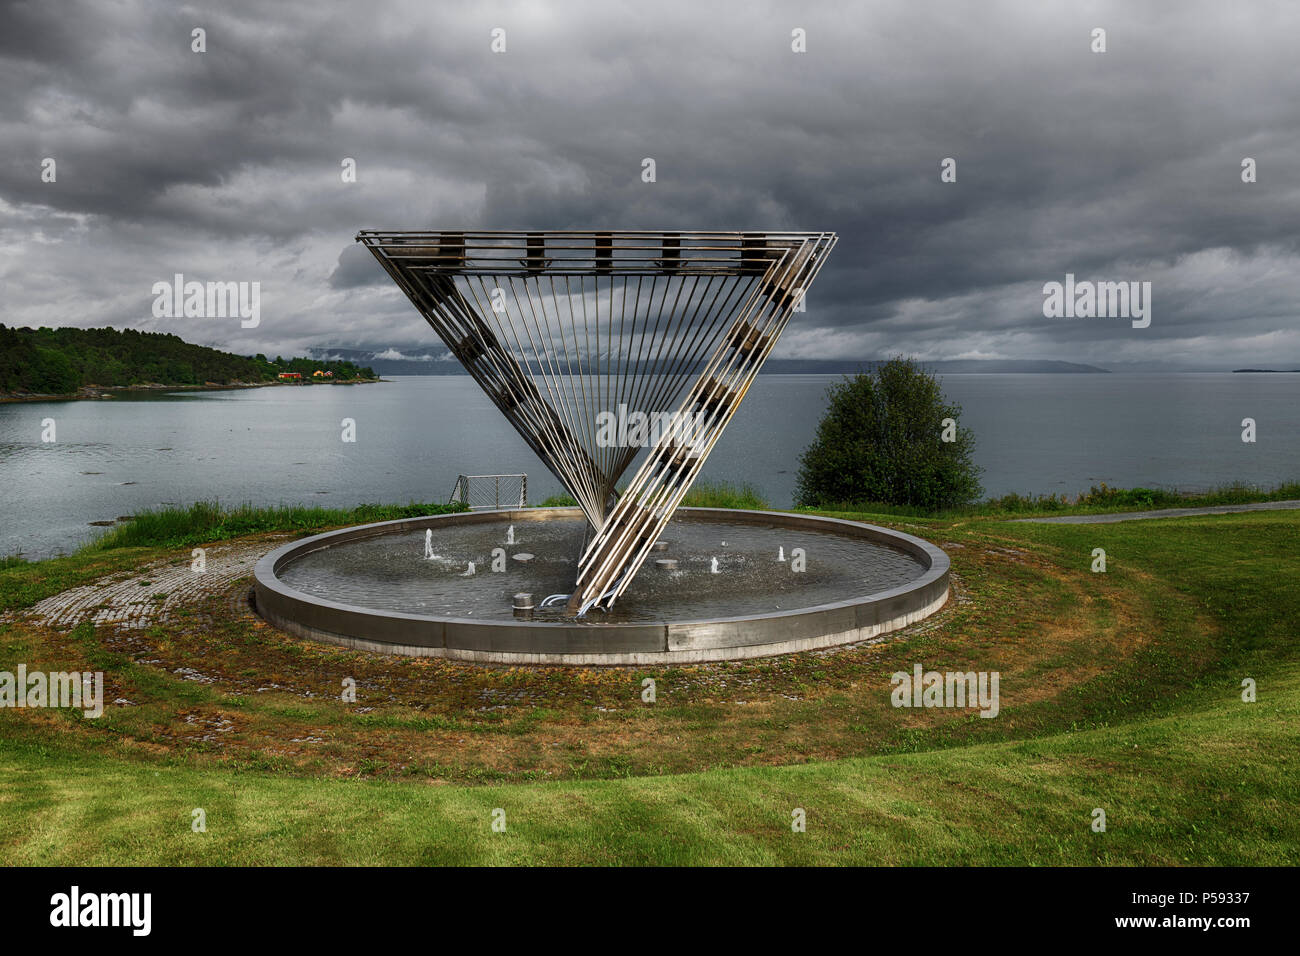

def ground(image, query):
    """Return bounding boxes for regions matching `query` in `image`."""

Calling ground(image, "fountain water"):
[256,508,951,665]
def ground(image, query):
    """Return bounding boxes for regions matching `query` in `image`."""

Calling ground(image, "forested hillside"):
[0,326,375,395]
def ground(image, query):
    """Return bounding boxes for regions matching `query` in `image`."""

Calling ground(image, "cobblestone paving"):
[19,540,281,631]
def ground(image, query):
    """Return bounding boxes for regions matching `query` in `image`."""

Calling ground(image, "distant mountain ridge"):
[308,347,1110,376]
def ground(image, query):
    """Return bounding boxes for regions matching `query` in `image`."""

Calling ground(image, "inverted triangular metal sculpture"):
[358,230,837,615]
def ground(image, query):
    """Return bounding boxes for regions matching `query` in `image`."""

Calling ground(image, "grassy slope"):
[2,664,1294,865]
[1,507,1297,865]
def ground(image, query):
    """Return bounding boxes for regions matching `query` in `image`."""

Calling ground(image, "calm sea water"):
[2,373,1297,559]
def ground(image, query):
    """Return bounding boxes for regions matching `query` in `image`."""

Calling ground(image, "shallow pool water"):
[276,515,927,624]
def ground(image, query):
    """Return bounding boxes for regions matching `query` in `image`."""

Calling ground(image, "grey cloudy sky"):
[2,0,1298,368]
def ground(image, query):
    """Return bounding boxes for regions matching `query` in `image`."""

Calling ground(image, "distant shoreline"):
[329,357,1115,376]
[0,378,383,404]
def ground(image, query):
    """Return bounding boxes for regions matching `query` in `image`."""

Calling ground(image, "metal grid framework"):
[448,474,528,510]
[359,230,838,614]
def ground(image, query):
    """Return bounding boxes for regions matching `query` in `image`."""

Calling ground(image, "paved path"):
[1014,499,1300,524]
[13,540,275,630]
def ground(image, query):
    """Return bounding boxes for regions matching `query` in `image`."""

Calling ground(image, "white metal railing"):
[448,474,528,510]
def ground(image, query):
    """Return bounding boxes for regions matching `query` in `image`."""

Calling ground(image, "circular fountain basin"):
[252,507,949,665]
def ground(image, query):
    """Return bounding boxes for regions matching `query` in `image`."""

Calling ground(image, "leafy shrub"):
[795,357,982,510]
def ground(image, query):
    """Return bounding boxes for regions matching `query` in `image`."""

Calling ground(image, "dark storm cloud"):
[328,243,386,290]
[2,0,1298,366]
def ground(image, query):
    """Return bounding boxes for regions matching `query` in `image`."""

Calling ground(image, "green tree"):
[31,347,80,394]
[795,357,982,510]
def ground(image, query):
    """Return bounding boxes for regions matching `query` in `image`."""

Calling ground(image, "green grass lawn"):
[1,502,1297,865]
[803,479,1300,519]
[2,663,1293,865]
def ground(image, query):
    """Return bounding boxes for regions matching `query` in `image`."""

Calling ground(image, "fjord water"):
[2,373,1298,559]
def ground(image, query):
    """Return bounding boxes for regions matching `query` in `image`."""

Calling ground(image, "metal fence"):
[448,474,528,510]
